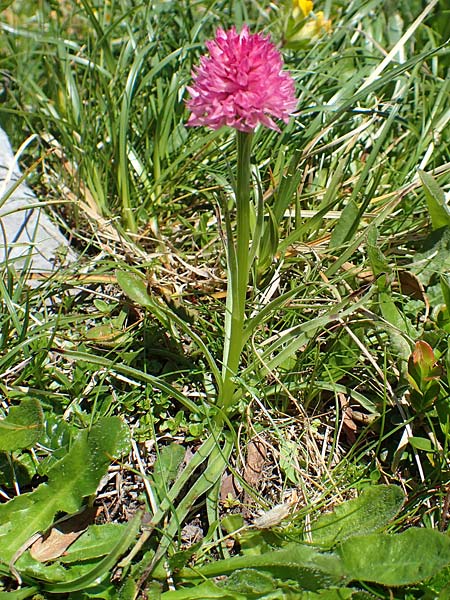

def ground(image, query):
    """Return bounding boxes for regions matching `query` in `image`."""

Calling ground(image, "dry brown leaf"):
[220,472,240,502]
[398,270,429,309]
[242,437,267,510]
[339,393,358,445]
[243,438,267,489]
[30,506,98,562]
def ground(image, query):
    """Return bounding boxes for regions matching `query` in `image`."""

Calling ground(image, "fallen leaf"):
[220,472,241,502]
[30,506,98,562]
[243,437,267,511]
[243,438,266,490]
[339,393,358,445]
[398,270,428,305]
[253,498,296,529]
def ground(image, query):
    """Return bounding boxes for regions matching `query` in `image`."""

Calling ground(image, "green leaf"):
[161,579,243,599]
[310,485,405,547]
[427,564,450,597]
[0,589,38,600]
[418,170,450,230]
[441,274,450,312]
[0,417,130,566]
[0,398,44,451]
[257,205,279,275]
[221,514,245,535]
[181,542,343,590]
[15,523,129,583]
[337,528,450,585]
[408,436,434,452]
[151,433,234,573]
[410,228,450,287]
[116,270,153,309]
[375,275,414,362]
[329,200,359,249]
[69,582,120,599]
[16,554,104,585]
[85,322,131,347]
[220,569,276,596]
[60,523,128,563]
[279,438,301,485]
[119,577,141,600]
[0,451,35,488]
[366,226,391,277]
[152,443,186,499]
[300,590,370,600]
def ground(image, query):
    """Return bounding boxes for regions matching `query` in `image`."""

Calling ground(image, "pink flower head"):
[186,25,297,132]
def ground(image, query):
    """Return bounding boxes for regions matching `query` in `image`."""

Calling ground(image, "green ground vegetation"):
[0,0,449,598]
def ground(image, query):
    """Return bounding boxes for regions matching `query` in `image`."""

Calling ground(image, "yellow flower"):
[314,11,332,34]
[291,10,332,42]
[292,0,313,20]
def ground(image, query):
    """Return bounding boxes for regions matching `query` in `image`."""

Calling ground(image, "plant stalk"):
[220,130,253,410]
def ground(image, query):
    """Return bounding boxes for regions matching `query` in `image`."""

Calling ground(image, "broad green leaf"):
[162,580,372,600]
[375,275,414,362]
[16,554,105,584]
[408,436,434,452]
[338,528,450,585]
[366,226,391,277]
[220,569,275,597]
[69,582,119,598]
[300,590,370,599]
[152,443,186,502]
[116,270,153,308]
[310,485,405,547]
[168,542,203,573]
[60,523,128,563]
[418,170,450,231]
[410,228,450,288]
[161,579,243,599]
[0,398,44,451]
[0,417,130,565]
[181,542,344,590]
[119,578,141,600]
[85,322,132,347]
[221,514,245,535]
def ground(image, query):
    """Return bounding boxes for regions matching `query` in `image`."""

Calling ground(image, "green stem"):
[220,130,253,410]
